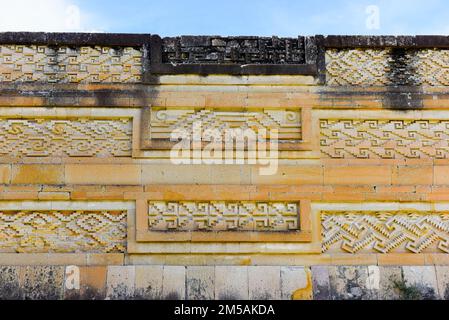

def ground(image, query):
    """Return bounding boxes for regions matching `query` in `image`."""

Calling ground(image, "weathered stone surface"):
[135,265,163,300]
[436,267,449,300]
[215,266,249,300]
[311,266,330,300]
[401,266,439,300]
[162,36,306,65]
[186,266,214,300]
[0,266,21,299]
[281,266,312,300]
[19,266,64,300]
[106,266,135,300]
[162,266,186,300]
[76,266,108,300]
[329,266,375,300]
[379,266,403,300]
[248,266,281,300]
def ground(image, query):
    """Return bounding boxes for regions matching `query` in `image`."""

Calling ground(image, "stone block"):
[162,266,186,300]
[328,266,377,300]
[436,266,449,300]
[186,266,215,300]
[0,266,21,299]
[248,266,281,300]
[401,266,439,300]
[106,266,136,300]
[281,266,312,300]
[215,266,248,300]
[324,166,391,185]
[65,164,141,185]
[379,266,403,300]
[11,164,64,185]
[135,265,163,300]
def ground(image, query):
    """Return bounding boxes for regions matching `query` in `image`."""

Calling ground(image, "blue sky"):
[0,0,448,36]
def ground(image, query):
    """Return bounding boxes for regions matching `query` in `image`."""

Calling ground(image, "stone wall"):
[0,33,449,299]
[0,265,448,300]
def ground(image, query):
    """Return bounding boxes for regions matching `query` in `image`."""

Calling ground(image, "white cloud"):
[0,0,103,32]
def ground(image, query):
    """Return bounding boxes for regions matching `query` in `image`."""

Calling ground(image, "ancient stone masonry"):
[0,210,127,253]
[2,33,449,299]
[161,36,306,64]
[325,48,449,86]
[321,211,449,254]
[148,201,299,232]
[320,119,449,159]
[0,45,142,83]
[148,108,302,141]
[0,118,132,157]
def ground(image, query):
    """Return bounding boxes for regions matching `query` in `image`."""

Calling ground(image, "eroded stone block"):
[186,266,214,300]
[311,266,330,300]
[135,265,163,300]
[215,266,248,300]
[248,266,281,300]
[106,266,135,300]
[401,266,439,300]
[162,266,186,300]
[281,266,312,300]
[0,266,21,299]
[19,266,64,300]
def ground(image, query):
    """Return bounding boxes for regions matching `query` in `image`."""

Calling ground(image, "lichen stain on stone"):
[291,269,313,300]
[383,48,423,111]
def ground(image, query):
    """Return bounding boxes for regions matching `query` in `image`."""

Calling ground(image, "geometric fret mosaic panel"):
[326,49,449,86]
[150,108,302,141]
[322,211,449,254]
[0,118,132,157]
[148,201,299,232]
[0,45,142,83]
[0,210,127,253]
[320,119,449,159]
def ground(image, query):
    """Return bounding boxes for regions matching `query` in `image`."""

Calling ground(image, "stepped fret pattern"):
[148,201,299,231]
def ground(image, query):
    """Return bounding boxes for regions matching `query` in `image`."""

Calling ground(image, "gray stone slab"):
[401,266,439,300]
[106,266,136,300]
[311,266,330,300]
[215,266,248,300]
[19,266,64,300]
[186,266,214,300]
[329,266,374,300]
[248,266,281,300]
[0,266,21,300]
[162,266,186,300]
[135,265,163,300]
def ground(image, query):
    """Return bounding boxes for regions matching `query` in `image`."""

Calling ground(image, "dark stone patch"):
[383,48,423,111]
[311,266,331,300]
[0,266,21,300]
[20,266,64,300]
[164,291,181,300]
[161,36,306,65]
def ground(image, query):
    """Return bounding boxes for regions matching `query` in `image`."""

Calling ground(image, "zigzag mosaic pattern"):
[321,211,449,254]
[150,108,302,141]
[0,45,142,83]
[0,210,127,253]
[320,119,449,159]
[0,118,132,157]
[148,201,299,231]
[326,48,449,86]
